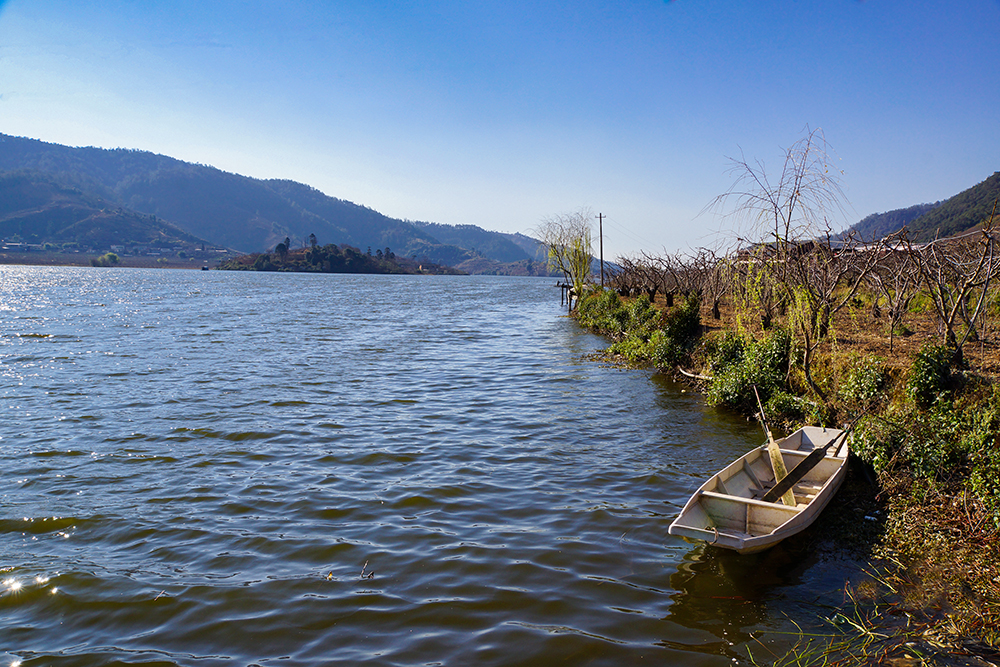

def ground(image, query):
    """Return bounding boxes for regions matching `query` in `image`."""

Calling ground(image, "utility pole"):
[597,212,605,287]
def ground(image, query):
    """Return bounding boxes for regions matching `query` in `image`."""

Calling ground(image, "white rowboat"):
[668,426,849,554]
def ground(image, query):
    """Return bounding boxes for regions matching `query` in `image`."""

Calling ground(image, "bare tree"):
[651,253,679,307]
[614,253,661,301]
[909,207,1000,364]
[708,128,869,399]
[709,127,848,249]
[658,251,704,306]
[689,248,730,320]
[728,246,783,330]
[865,231,918,352]
[781,231,881,398]
[608,256,639,297]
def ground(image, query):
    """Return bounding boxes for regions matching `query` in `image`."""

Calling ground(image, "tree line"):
[541,129,1000,402]
[543,128,1000,647]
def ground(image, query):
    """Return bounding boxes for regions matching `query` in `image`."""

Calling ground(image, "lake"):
[0,267,864,666]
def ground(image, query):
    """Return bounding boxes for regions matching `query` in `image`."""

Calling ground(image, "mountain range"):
[0,134,551,274]
[2,133,996,268]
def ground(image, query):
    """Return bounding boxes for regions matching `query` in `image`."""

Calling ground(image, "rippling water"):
[0,267,864,666]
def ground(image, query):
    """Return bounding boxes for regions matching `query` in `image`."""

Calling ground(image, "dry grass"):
[668,292,1000,380]
[876,477,1000,647]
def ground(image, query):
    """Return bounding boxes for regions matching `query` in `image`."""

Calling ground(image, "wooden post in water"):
[558,282,573,311]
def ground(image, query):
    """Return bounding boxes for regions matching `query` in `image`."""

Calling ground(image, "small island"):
[217,238,464,275]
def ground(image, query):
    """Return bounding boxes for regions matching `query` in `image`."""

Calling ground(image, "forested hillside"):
[0,134,550,272]
[904,171,1000,240]
[845,202,942,241]
[842,171,999,241]
[411,221,533,263]
[0,170,211,250]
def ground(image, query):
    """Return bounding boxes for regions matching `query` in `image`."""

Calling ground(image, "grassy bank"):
[574,285,1000,663]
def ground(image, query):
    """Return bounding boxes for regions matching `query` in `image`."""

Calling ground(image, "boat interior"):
[676,428,847,541]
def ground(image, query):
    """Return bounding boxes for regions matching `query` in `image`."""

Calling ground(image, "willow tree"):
[537,209,593,309]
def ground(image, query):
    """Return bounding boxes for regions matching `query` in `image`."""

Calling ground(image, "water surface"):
[0,268,862,665]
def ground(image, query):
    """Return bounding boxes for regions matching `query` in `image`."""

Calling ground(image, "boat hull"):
[668,426,849,554]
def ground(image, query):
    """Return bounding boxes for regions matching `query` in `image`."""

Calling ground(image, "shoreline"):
[572,287,1000,664]
[0,251,220,270]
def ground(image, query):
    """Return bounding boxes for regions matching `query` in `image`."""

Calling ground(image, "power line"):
[601,215,661,250]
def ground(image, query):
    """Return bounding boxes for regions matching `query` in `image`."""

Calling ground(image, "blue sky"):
[1,1,998,258]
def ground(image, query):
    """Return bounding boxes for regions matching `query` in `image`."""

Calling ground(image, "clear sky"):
[1,1,998,259]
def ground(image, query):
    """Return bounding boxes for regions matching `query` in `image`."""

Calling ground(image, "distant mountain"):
[411,221,534,264]
[0,133,552,272]
[500,231,548,260]
[904,172,1000,241]
[843,202,942,242]
[842,172,999,242]
[0,170,211,249]
[452,256,553,276]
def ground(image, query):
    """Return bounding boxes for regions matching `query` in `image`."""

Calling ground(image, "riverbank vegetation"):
[562,129,1000,661]
[89,252,120,267]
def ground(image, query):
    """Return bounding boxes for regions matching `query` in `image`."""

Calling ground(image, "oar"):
[754,386,796,507]
[761,414,864,504]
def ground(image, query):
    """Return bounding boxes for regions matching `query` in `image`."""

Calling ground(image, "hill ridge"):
[842,171,1000,242]
[0,133,551,273]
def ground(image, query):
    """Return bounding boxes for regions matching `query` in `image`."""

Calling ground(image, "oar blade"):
[767,440,798,507]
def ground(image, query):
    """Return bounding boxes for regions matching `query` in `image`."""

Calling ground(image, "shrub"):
[765,390,814,425]
[608,337,648,363]
[907,345,953,409]
[576,289,630,338]
[705,330,745,374]
[906,405,967,479]
[646,329,683,367]
[89,252,120,267]
[752,327,791,376]
[253,254,277,271]
[661,294,701,349]
[839,356,887,409]
[626,293,661,341]
[706,328,791,414]
[965,386,1000,526]
[855,410,958,480]
[853,395,993,485]
[577,288,702,369]
[644,294,702,368]
[852,414,909,475]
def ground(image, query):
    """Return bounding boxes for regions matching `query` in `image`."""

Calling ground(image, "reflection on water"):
[665,488,877,664]
[0,267,869,666]
[669,545,770,655]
